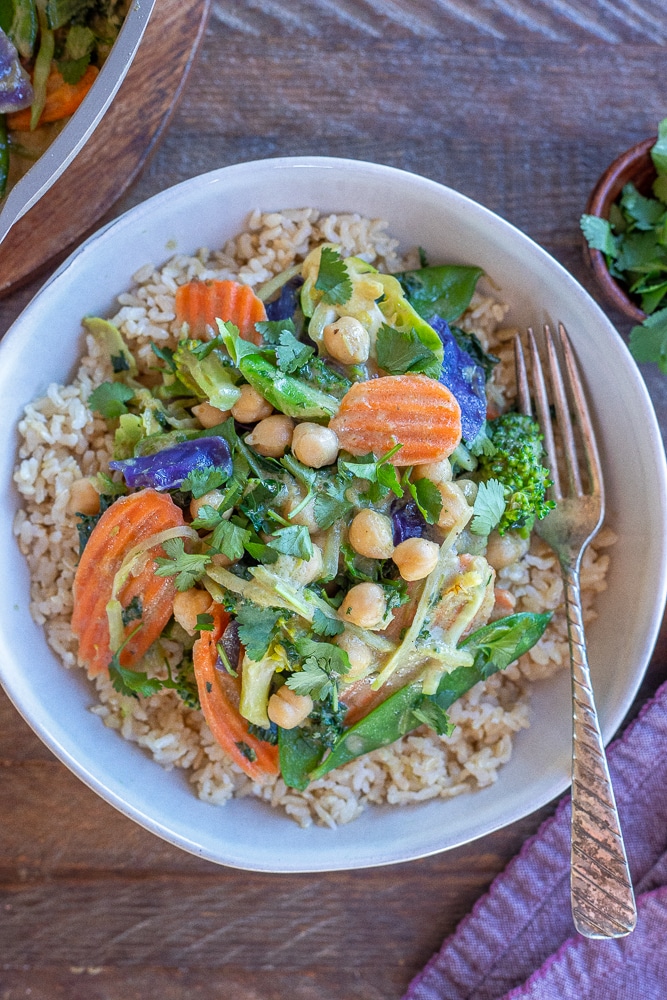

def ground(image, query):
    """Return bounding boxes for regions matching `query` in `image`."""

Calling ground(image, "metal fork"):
[514,323,637,939]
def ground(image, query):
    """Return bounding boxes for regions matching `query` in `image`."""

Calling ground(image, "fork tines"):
[513,323,603,505]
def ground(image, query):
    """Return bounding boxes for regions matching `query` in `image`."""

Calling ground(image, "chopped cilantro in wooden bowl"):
[581,121,667,373]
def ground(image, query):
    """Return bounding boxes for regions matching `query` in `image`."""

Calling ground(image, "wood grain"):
[1,2,667,997]
[0,0,210,298]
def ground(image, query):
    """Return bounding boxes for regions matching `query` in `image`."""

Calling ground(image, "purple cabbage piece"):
[391,499,426,545]
[265,277,304,321]
[109,436,232,491]
[430,315,487,444]
[0,29,33,113]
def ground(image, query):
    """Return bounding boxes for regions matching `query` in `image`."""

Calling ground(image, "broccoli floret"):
[477,412,554,535]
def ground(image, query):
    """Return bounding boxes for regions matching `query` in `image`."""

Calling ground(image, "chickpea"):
[455,478,478,504]
[231,384,273,424]
[338,582,387,629]
[192,401,231,428]
[245,414,294,458]
[267,686,313,729]
[189,489,232,520]
[210,551,235,569]
[172,588,213,635]
[348,509,395,560]
[322,316,370,365]
[335,632,374,681]
[282,484,319,532]
[392,537,440,581]
[412,460,453,485]
[67,477,100,515]
[437,482,472,532]
[291,422,339,468]
[485,529,530,571]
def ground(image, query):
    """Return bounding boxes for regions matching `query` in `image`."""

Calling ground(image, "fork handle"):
[563,562,637,938]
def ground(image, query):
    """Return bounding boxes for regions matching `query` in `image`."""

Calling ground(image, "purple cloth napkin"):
[403,678,667,1000]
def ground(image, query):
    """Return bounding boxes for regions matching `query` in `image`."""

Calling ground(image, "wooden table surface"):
[2,2,667,997]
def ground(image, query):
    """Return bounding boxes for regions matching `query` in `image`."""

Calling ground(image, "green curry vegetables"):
[71,242,554,790]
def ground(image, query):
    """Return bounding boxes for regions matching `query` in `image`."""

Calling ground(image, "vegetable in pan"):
[0,0,127,198]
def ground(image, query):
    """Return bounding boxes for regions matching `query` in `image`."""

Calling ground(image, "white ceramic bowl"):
[1,157,665,872]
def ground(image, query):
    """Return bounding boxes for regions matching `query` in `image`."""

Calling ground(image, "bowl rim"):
[583,136,657,323]
[2,155,667,871]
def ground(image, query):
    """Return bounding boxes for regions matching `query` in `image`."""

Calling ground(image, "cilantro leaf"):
[470,478,506,535]
[313,481,354,529]
[121,596,143,627]
[151,342,176,371]
[580,215,618,257]
[620,183,666,231]
[311,608,345,637]
[182,465,230,499]
[88,382,135,418]
[211,519,251,561]
[109,659,165,699]
[411,699,455,736]
[236,741,257,763]
[111,352,130,374]
[315,247,353,305]
[235,604,284,661]
[285,658,332,699]
[240,480,288,532]
[629,307,667,374]
[154,538,211,591]
[275,330,315,373]
[342,445,404,502]
[286,637,351,709]
[194,613,215,632]
[411,477,443,525]
[190,504,225,531]
[255,318,296,345]
[375,323,441,378]
[269,524,313,560]
[468,423,497,457]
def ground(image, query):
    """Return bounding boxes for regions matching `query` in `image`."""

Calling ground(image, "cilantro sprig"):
[581,118,667,369]
[285,637,351,709]
[88,382,135,418]
[154,538,211,591]
[315,247,353,305]
[470,479,506,536]
[375,323,441,379]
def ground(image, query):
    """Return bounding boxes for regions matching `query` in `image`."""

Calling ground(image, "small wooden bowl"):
[583,136,657,322]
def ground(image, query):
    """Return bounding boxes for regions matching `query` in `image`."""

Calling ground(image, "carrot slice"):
[329,374,462,465]
[193,606,280,780]
[175,279,266,344]
[71,489,185,677]
[7,65,99,131]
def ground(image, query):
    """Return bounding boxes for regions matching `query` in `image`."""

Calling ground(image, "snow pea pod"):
[279,611,552,789]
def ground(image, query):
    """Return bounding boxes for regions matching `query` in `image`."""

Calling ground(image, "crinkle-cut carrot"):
[193,606,280,781]
[175,279,266,344]
[7,65,99,131]
[329,374,462,466]
[71,489,185,677]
